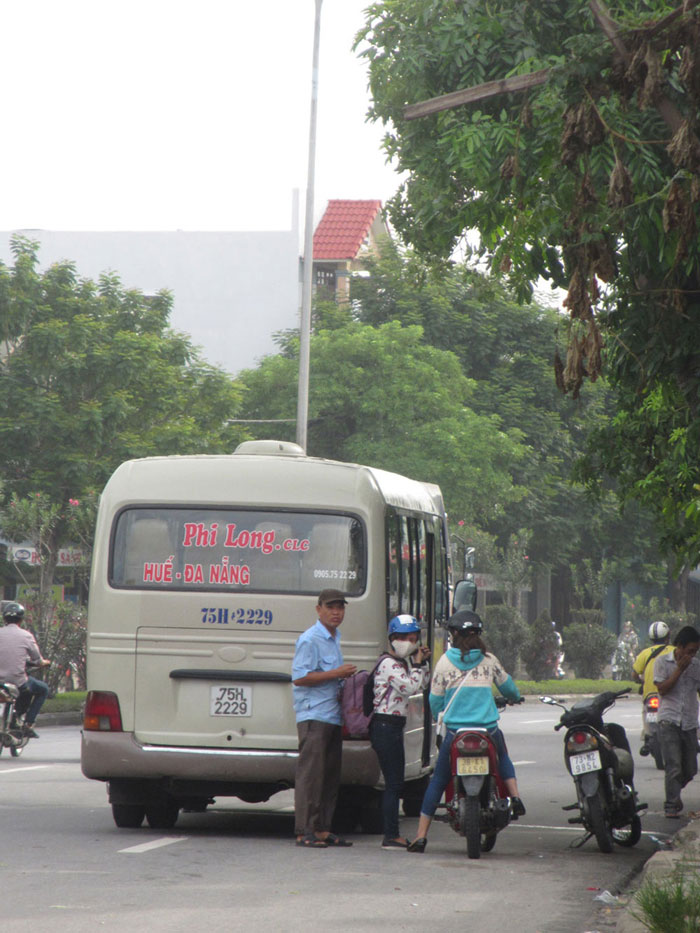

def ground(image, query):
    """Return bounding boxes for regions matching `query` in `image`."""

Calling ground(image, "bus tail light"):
[83,691,123,732]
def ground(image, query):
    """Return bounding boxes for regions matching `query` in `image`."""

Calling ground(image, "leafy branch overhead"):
[358,0,700,563]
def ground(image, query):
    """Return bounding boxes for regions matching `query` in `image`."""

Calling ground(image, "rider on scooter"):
[632,621,672,756]
[407,609,525,853]
[0,602,50,738]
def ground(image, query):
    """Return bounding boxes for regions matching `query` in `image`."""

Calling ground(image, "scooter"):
[443,696,522,859]
[0,681,30,758]
[540,688,646,853]
[641,693,664,770]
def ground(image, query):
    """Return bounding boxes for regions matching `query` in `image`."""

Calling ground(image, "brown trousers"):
[294,720,342,836]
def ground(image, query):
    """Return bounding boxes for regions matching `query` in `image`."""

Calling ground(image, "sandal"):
[323,832,353,847]
[296,833,328,848]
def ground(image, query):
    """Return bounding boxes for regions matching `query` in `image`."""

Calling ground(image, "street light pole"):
[296,0,323,453]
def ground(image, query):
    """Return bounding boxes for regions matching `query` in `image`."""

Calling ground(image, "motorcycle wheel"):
[460,796,482,859]
[613,815,642,848]
[10,742,25,758]
[587,792,614,853]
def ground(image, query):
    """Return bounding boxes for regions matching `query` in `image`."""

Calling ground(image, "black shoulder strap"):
[642,644,666,675]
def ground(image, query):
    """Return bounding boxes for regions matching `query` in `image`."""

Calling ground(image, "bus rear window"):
[110,508,365,595]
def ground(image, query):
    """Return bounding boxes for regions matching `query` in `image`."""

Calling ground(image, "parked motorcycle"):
[540,688,647,853]
[0,681,30,757]
[641,692,664,770]
[442,696,523,859]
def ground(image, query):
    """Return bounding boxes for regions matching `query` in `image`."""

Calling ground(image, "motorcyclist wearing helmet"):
[369,614,431,850]
[0,602,50,738]
[407,609,524,853]
[633,621,673,756]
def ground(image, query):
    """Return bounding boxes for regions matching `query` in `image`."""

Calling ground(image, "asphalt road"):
[0,695,688,933]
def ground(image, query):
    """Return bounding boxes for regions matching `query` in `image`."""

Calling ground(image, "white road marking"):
[509,823,665,839]
[522,719,556,724]
[0,765,50,775]
[512,760,537,765]
[119,836,188,854]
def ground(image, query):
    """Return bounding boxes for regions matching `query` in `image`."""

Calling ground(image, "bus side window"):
[386,511,400,618]
[123,518,175,585]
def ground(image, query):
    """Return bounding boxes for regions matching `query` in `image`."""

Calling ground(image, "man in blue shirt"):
[292,589,356,848]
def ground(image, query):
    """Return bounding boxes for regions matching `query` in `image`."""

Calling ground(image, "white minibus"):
[81,440,450,830]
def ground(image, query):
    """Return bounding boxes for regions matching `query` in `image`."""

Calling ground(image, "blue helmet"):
[388,614,421,639]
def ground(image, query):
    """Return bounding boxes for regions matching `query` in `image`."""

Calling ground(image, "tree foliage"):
[0,237,244,504]
[238,319,526,525]
[358,0,700,563]
[0,237,246,660]
[349,242,667,583]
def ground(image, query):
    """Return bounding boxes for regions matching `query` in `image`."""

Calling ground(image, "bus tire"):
[145,798,180,830]
[112,803,145,828]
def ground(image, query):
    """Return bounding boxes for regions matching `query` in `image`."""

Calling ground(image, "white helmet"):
[648,621,669,642]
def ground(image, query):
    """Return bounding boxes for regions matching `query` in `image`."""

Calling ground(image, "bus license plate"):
[210,685,252,717]
[646,712,658,723]
[570,750,601,775]
[457,756,489,776]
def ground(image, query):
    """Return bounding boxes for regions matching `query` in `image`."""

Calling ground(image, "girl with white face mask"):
[368,614,431,849]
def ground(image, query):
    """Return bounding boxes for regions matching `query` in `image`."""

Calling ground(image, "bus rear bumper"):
[80,731,381,786]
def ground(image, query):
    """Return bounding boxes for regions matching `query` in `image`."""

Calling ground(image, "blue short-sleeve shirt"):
[292,620,344,725]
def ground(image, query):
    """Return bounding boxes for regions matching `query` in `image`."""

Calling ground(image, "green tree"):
[238,319,527,524]
[521,609,563,681]
[358,0,700,566]
[563,620,617,679]
[349,242,667,592]
[0,237,246,648]
[480,604,528,674]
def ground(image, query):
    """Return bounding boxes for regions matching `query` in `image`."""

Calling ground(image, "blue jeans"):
[421,727,515,817]
[369,716,405,839]
[16,677,49,724]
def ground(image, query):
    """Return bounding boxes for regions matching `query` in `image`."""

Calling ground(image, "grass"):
[39,680,636,713]
[632,874,700,932]
[515,678,637,695]
[44,691,86,713]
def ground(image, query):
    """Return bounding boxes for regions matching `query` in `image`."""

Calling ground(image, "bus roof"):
[101,450,445,518]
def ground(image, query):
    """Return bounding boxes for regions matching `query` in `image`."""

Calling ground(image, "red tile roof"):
[313,199,383,260]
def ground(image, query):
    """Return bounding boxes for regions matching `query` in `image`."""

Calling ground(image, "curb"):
[38,711,83,726]
[611,823,700,931]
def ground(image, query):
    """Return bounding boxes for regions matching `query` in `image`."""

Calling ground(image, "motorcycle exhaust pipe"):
[495,798,511,829]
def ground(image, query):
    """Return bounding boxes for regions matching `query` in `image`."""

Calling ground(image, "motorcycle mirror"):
[539,696,556,705]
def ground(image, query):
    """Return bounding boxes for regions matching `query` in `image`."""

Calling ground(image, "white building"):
[0,211,300,376]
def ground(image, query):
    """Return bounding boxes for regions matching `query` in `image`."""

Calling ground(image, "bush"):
[515,678,635,695]
[633,873,700,932]
[563,620,616,679]
[481,604,528,674]
[521,609,562,681]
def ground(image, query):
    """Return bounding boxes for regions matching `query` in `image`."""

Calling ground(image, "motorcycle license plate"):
[457,756,489,776]
[570,750,601,775]
[646,712,658,723]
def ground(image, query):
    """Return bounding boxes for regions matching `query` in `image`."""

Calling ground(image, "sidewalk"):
[590,818,700,931]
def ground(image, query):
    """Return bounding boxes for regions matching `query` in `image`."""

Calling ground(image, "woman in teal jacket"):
[407,610,525,853]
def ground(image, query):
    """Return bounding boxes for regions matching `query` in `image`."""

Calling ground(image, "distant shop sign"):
[9,546,85,566]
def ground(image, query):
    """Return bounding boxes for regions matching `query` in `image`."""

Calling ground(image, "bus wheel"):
[112,803,145,828]
[145,798,180,830]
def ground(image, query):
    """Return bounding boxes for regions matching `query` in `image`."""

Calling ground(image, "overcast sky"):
[2,0,401,233]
